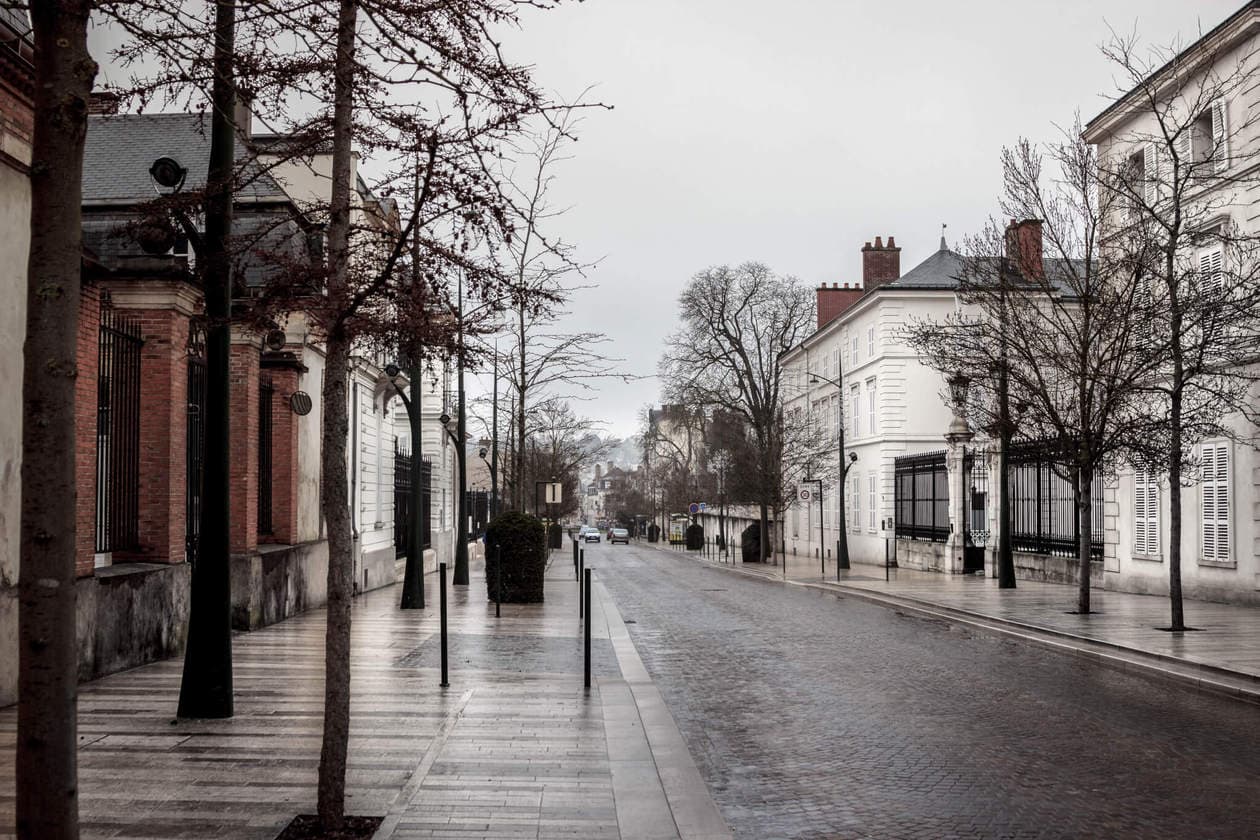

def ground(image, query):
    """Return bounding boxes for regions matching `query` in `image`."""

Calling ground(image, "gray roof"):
[83,113,290,205]
[883,246,1079,293]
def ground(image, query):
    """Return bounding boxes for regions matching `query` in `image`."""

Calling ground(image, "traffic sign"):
[546,482,563,504]
[688,502,700,514]
[798,486,813,502]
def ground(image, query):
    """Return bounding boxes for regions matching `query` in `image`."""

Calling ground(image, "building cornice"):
[1083,3,1260,142]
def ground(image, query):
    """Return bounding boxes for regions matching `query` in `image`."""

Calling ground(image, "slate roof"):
[883,245,1080,293]
[83,113,290,205]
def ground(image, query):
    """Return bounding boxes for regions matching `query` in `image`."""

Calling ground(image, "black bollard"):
[583,568,592,689]
[495,543,502,618]
[579,549,584,619]
[439,562,449,688]
[573,538,579,580]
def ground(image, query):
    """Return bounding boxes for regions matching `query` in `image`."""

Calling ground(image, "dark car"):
[610,528,630,544]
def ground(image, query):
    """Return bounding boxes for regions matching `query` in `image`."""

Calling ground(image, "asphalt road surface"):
[588,540,1260,840]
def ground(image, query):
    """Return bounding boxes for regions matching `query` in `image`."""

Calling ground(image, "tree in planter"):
[18,3,96,837]
[909,127,1159,615]
[485,511,547,603]
[1092,32,1260,631]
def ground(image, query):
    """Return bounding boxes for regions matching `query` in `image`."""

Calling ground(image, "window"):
[850,384,861,437]
[821,349,829,380]
[852,336,860,366]
[1126,144,1157,211]
[1200,441,1230,563]
[866,379,877,436]
[868,472,877,531]
[1187,99,1229,173]
[851,473,861,532]
[831,347,840,378]
[830,395,839,440]
[867,325,876,357]
[1199,246,1223,295]
[1133,467,1159,557]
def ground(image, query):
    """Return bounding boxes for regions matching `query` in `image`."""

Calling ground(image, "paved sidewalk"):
[0,554,731,840]
[654,541,1260,703]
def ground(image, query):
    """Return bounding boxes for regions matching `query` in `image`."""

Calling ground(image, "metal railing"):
[893,450,949,543]
[1008,439,1104,559]
[95,306,143,554]
[258,378,274,535]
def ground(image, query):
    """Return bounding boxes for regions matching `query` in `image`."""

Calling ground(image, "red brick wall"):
[122,308,189,563]
[262,366,301,544]
[861,236,901,292]
[229,337,260,554]
[75,284,100,578]
[817,284,864,329]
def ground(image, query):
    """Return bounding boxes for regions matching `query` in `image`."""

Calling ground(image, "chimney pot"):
[887,236,896,248]
[874,236,883,248]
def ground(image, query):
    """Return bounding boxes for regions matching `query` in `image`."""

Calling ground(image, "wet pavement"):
[592,540,1260,840]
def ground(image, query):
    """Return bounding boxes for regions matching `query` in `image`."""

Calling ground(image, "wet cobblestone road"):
[592,543,1260,840]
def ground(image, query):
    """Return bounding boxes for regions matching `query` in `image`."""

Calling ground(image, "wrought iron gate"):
[186,322,206,564]
[394,438,412,557]
[95,305,143,553]
[962,446,989,573]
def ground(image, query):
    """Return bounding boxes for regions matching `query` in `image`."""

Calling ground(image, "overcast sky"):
[456,0,1242,440]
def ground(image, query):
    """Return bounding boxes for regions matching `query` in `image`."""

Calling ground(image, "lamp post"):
[810,372,858,576]
[439,411,467,584]
[479,440,497,520]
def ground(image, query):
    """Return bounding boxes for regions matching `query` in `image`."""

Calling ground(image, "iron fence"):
[258,378,274,535]
[466,490,490,538]
[1008,439,1104,558]
[95,306,143,554]
[186,322,206,564]
[394,439,433,557]
[893,450,949,542]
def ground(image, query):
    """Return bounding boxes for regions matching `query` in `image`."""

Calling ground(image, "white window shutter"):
[1144,142,1157,205]
[1133,470,1147,555]
[1201,248,1223,295]
[1216,444,1230,559]
[868,472,876,530]
[1212,99,1228,174]
[867,379,877,435]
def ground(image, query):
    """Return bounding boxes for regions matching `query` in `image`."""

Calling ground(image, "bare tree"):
[17,3,95,836]
[499,113,626,512]
[909,126,1157,615]
[659,263,815,562]
[1093,31,1260,630]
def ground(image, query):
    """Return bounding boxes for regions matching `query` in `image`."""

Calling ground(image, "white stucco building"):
[781,236,959,569]
[1083,1,1260,606]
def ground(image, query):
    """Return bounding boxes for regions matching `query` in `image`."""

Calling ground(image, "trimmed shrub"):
[685,523,704,550]
[741,523,761,563]
[485,511,547,603]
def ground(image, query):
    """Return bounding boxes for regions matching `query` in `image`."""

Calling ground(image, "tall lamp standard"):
[439,412,466,584]
[478,440,497,520]
[809,372,858,576]
[386,363,426,609]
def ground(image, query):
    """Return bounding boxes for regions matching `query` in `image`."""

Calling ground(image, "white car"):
[580,527,600,543]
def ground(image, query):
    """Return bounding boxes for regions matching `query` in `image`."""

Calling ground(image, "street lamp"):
[478,438,498,520]
[440,411,468,584]
[810,372,859,577]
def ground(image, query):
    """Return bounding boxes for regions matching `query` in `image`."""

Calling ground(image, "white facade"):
[1084,4,1260,606]
[781,255,959,568]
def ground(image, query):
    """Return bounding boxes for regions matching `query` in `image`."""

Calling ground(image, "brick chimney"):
[88,91,120,115]
[1005,219,1044,279]
[861,235,901,291]
[816,282,864,329]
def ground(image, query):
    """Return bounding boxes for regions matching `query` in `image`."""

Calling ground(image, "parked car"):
[610,528,630,545]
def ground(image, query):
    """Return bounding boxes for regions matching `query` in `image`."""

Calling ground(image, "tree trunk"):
[399,355,425,609]
[996,364,1015,588]
[453,285,468,585]
[316,0,357,828]
[18,3,95,837]
[177,0,236,721]
[758,501,769,563]
[517,308,527,513]
[1076,466,1092,615]
[1168,386,1185,630]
